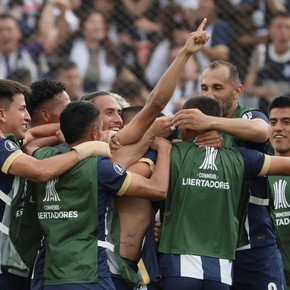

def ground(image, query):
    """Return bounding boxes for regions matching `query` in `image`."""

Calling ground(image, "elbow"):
[146,95,166,114]
[152,188,168,201]
[257,125,271,143]
[33,168,55,182]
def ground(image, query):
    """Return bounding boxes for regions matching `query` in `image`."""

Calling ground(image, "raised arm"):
[114,19,210,146]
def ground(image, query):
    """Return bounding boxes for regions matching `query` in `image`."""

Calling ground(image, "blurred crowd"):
[1,0,290,115]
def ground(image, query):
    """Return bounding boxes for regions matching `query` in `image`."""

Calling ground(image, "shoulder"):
[237,105,268,122]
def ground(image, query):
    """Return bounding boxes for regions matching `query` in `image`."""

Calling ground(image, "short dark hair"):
[206,60,241,87]
[269,11,290,25]
[28,79,66,115]
[269,96,290,114]
[121,105,143,123]
[183,96,222,117]
[10,68,32,86]
[60,101,101,144]
[49,59,78,79]
[0,79,31,109]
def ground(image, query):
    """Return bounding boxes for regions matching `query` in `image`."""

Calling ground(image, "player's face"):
[200,66,238,118]
[93,95,123,131]
[269,107,290,156]
[1,93,31,140]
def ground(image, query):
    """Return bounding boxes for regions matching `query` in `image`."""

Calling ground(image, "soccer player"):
[268,96,290,290]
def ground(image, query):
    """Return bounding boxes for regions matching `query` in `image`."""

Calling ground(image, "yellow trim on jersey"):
[259,154,271,176]
[2,150,24,174]
[139,158,155,172]
[137,258,150,284]
[116,171,132,196]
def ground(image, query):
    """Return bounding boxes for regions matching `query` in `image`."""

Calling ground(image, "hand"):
[194,130,224,149]
[48,0,70,12]
[173,108,212,132]
[55,130,65,143]
[146,116,174,139]
[150,136,172,151]
[101,130,117,144]
[154,220,162,244]
[183,18,210,54]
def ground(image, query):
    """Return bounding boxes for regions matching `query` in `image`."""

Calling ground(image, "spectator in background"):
[0,0,43,40]
[113,0,160,49]
[244,12,290,116]
[193,0,235,71]
[144,3,192,87]
[10,68,32,86]
[0,14,38,81]
[216,0,261,82]
[50,59,84,101]
[69,9,138,93]
[112,80,146,106]
[37,0,82,60]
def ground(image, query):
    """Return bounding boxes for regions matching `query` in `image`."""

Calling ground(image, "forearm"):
[24,123,60,143]
[23,136,59,155]
[111,135,152,168]
[38,2,55,38]
[149,144,171,198]
[9,150,79,182]
[210,117,270,143]
[115,49,192,146]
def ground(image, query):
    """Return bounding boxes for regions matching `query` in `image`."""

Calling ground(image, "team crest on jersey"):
[43,178,61,202]
[113,162,125,175]
[4,140,18,151]
[242,111,253,119]
[199,147,218,171]
[272,180,290,210]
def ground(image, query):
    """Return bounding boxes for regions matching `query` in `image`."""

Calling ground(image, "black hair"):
[0,79,31,108]
[183,96,222,117]
[60,101,101,144]
[49,59,78,79]
[28,79,66,115]
[269,11,290,25]
[121,105,144,123]
[269,96,290,114]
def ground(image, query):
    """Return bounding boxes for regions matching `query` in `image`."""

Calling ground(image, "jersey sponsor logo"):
[199,147,218,171]
[43,178,61,202]
[242,111,253,119]
[40,178,79,219]
[182,178,230,189]
[113,162,125,175]
[272,179,290,210]
[4,140,18,151]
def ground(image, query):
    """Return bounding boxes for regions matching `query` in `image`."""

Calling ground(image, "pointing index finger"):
[196,18,207,32]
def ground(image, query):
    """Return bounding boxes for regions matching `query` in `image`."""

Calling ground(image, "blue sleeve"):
[0,138,20,166]
[97,157,128,195]
[241,109,268,122]
[238,147,266,179]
